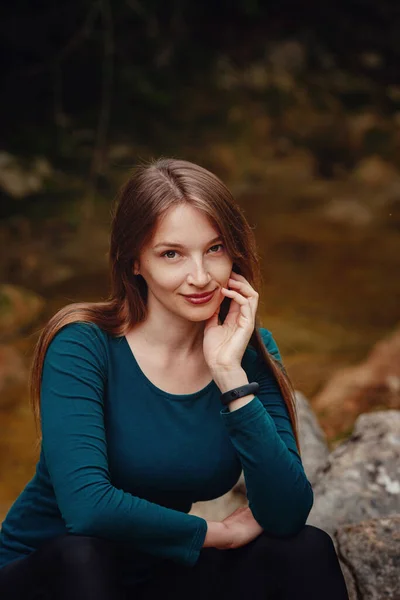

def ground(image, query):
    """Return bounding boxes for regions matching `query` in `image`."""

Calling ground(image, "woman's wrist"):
[211,367,249,394]
[202,521,232,549]
[211,368,255,411]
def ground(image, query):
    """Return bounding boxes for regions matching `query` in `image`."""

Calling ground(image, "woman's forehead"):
[151,205,219,243]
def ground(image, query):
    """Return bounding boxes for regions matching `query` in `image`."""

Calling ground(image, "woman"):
[0,158,349,599]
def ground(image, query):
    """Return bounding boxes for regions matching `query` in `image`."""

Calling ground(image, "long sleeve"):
[220,328,314,537]
[40,322,207,567]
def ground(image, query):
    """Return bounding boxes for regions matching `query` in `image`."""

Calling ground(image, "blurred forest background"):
[1,0,400,521]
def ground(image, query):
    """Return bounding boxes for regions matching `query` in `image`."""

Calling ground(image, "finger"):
[222,290,254,321]
[226,282,259,314]
[223,289,257,314]
[227,278,258,299]
[221,288,250,305]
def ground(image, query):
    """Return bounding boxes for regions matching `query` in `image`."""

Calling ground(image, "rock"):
[352,156,400,187]
[312,326,400,439]
[0,344,28,409]
[339,561,358,600]
[321,197,374,226]
[336,515,400,600]
[347,112,383,153]
[306,410,400,537]
[295,390,330,485]
[0,284,45,341]
[0,152,52,199]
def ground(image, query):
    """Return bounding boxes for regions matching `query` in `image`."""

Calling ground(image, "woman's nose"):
[187,262,211,285]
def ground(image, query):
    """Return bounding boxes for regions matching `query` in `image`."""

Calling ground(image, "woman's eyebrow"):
[153,236,222,249]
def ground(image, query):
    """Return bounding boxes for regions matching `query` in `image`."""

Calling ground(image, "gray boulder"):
[307,410,400,536]
[295,390,330,485]
[336,515,400,600]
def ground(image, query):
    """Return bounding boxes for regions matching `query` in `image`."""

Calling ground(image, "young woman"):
[0,158,349,599]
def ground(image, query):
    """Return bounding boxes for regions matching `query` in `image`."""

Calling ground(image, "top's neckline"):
[119,335,217,401]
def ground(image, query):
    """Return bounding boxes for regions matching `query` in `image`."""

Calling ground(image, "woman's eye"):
[209,244,224,253]
[161,244,224,260]
[162,250,178,259]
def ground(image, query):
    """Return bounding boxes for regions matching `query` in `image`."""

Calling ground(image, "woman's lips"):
[183,289,217,304]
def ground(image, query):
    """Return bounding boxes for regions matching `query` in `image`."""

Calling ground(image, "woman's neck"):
[126,318,206,361]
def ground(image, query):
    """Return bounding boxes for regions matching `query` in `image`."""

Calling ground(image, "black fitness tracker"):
[220,382,260,406]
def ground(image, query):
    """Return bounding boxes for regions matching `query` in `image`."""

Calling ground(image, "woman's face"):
[133,204,233,322]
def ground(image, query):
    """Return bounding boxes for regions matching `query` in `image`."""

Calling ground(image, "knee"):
[50,535,112,572]
[283,525,337,561]
[251,525,336,564]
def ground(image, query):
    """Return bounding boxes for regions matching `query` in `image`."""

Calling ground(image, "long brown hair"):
[30,157,301,454]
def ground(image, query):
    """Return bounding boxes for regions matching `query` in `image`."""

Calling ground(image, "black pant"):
[0,525,349,599]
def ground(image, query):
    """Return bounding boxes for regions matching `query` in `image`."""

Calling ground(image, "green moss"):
[330,426,354,446]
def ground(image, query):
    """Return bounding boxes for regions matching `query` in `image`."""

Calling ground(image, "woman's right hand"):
[221,506,264,549]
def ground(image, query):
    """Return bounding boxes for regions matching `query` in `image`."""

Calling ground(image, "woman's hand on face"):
[221,506,264,550]
[203,271,259,371]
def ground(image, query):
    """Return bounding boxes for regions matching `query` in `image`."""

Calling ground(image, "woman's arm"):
[40,322,207,567]
[215,328,314,538]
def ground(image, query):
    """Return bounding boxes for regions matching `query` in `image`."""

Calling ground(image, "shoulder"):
[258,327,282,362]
[50,320,107,344]
[46,321,109,368]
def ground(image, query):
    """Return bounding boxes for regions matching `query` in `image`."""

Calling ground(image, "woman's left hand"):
[203,271,259,370]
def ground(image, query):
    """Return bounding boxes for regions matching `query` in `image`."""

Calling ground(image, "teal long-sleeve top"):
[0,322,313,584]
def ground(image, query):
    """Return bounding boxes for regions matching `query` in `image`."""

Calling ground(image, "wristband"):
[220,381,260,406]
